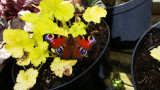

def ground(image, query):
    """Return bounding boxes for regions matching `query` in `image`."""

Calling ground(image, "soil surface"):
[12,20,109,89]
[133,28,160,90]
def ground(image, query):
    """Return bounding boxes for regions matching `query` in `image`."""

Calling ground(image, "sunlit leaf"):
[69,21,87,37]
[14,68,38,90]
[32,21,61,45]
[39,0,75,22]
[83,5,107,23]
[3,29,34,58]
[29,42,49,67]
[50,57,77,78]
[150,46,160,61]
[54,2,75,21]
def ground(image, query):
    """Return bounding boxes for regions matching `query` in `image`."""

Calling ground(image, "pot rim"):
[12,19,110,89]
[131,21,160,90]
[106,0,148,15]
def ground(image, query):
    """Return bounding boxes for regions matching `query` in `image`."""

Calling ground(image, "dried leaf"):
[0,42,11,64]
[8,17,25,30]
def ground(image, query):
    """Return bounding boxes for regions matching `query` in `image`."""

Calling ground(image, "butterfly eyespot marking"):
[79,47,87,56]
[88,36,96,43]
[56,46,64,54]
[48,34,54,38]
[88,36,93,40]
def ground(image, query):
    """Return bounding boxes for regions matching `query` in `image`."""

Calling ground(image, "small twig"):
[0,42,6,49]
[138,76,146,83]
[23,66,26,70]
[148,42,160,50]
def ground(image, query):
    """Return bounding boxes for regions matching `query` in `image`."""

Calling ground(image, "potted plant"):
[82,0,152,49]
[131,22,160,89]
[1,0,111,89]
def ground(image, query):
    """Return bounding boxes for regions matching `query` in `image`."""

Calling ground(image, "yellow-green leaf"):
[29,42,49,67]
[39,0,63,18]
[14,68,38,90]
[83,5,107,23]
[3,29,34,58]
[69,21,87,37]
[39,0,75,22]
[150,46,160,61]
[54,28,69,37]
[50,57,77,78]
[32,21,60,45]
[21,13,40,24]
[54,2,75,21]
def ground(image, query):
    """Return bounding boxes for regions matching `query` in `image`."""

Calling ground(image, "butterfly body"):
[44,34,96,59]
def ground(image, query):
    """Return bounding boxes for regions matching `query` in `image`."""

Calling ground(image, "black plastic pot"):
[131,22,160,90]
[104,0,152,49]
[12,20,112,90]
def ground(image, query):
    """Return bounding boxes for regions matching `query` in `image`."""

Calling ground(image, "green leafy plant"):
[112,78,123,90]
[2,0,107,89]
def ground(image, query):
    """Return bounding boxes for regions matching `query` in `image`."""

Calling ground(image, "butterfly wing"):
[43,34,66,48]
[76,36,96,50]
[44,34,96,59]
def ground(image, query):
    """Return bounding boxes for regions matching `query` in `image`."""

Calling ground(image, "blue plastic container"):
[105,0,152,49]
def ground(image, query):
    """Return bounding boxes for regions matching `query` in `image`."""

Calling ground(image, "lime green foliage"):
[14,68,38,90]
[69,21,87,37]
[32,21,61,44]
[83,5,107,23]
[112,78,123,90]
[3,29,34,58]
[150,46,160,61]
[50,57,77,78]
[21,13,44,24]
[29,42,49,67]
[39,0,74,22]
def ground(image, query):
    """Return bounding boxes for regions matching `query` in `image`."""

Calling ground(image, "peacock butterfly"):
[43,34,96,59]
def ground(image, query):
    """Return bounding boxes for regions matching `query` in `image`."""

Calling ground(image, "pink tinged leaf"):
[0,2,3,16]
[8,17,25,30]
[23,0,32,7]
[32,0,41,4]
[1,0,7,4]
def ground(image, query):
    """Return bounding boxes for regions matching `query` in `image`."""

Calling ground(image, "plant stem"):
[23,66,26,70]
[56,19,58,25]
[49,51,56,58]
[85,22,90,29]
[87,0,100,6]
[62,21,69,30]
[38,63,44,71]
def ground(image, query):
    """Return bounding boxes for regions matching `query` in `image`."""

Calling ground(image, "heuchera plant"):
[3,0,107,89]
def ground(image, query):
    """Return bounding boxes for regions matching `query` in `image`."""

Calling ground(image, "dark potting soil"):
[12,21,109,89]
[133,28,160,90]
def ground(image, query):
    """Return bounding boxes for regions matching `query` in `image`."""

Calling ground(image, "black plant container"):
[131,22,160,90]
[104,0,152,49]
[12,20,112,90]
